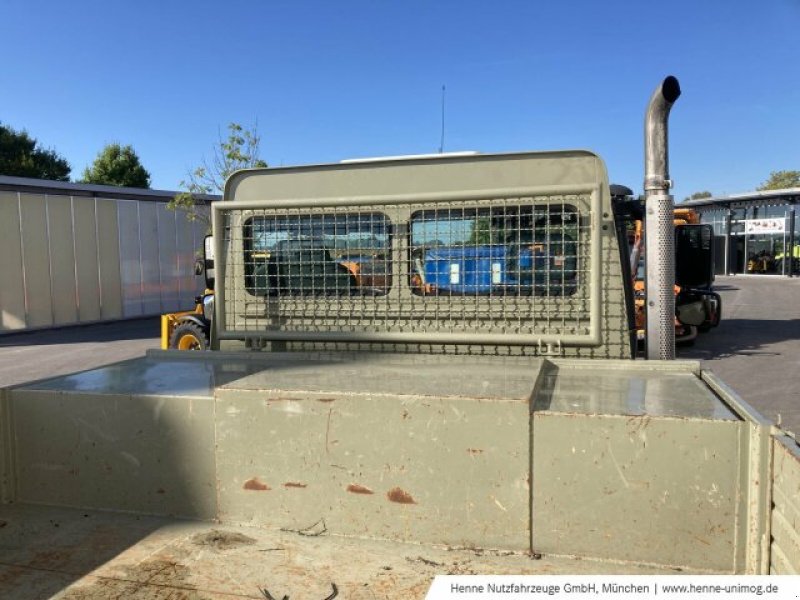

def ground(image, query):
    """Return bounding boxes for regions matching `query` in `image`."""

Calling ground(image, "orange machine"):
[631,207,720,345]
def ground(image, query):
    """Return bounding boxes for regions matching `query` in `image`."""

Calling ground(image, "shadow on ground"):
[0,318,159,347]
[680,318,800,360]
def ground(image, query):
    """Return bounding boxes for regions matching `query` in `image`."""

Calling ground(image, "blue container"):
[506,233,578,295]
[423,245,508,294]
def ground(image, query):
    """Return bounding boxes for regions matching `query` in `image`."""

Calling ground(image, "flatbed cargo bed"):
[5,350,795,597]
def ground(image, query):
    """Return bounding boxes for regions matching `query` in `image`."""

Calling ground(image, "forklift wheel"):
[170,321,209,351]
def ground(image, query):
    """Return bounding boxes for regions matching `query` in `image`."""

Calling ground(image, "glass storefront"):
[697,200,798,276]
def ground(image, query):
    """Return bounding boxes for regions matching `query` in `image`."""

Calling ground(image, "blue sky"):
[2,0,799,200]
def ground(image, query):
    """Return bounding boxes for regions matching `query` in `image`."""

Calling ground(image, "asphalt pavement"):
[679,275,800,434]
[0,318,161,388]
[1,276,798,432]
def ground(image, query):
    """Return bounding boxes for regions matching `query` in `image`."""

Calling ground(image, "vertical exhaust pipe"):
[644,76,681,360]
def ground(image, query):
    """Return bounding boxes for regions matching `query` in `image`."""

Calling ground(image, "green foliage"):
[168,122,267,225]
[81,143,151,188]
[0,123,71,181]
[682,190,713,202]
[468,217,503,245]
[757,170,800,191]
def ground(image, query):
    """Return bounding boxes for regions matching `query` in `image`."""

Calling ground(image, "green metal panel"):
[46,195,78,325]
[0,192,26,330]
[72,197,102,322]
[226,151,605,203]
[771,435,800,574]
[701,370,774,573]
[214,354,538,550]
[530,363,746,571]
[0,388,15,503]
[8,388,216,520]
[19,194,53,327]
[216,151,631,358]
[536,360,738,419]
[21,356,219,397]
[531,412,742,571]
[3,352,777,572]
[95,199,123,319]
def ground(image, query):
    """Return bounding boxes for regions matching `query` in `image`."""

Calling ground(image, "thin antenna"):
[439,84,446,153]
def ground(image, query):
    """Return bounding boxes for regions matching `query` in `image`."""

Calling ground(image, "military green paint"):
[215,151,631,359]
[214,355,535,551]
[8,388,216,520]
[771,436,800,574]
[531,412,741,571]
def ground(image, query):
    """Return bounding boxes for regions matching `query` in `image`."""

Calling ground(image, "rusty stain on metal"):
[347,484,374,495]
[244,477,270,491]
[284,482,308,489]
[467,448,484,455]
[387,487,417,504]
[317,398,336,403]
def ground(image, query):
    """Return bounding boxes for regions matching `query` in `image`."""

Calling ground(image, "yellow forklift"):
[161,237,214,350]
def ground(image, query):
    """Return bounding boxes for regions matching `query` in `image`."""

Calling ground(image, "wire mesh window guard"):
[409,205,578,297]
[243,213,391,297]
[215,191,599,347]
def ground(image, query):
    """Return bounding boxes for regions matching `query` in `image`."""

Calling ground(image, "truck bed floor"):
[0,504,698,599]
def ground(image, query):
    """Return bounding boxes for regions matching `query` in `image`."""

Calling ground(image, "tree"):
[757,170,800,191]
[468,217,503,245]
[682,190,713,202]
[0,123,71,181]
[168,122,267,225]
[81,143,151,188]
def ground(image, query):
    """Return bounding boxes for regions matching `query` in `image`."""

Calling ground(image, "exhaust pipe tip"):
[645,76,682,193]
[644,75,681,361]
[661,76,681,104]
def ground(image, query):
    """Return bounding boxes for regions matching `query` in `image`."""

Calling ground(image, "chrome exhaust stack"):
[644,76,681,360]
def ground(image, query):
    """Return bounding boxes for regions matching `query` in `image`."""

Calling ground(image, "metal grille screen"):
[215,192,600,348]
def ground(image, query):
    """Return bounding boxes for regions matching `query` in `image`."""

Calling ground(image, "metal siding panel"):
[117,200,143,317]
[175,211,196,308]
[0,192,26,330]
[157,205,178,312]
[46,195,78,325]
[138,202,161,314]
[72,197,101,322]
[19,194,53,327]
[96,199,123,319]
